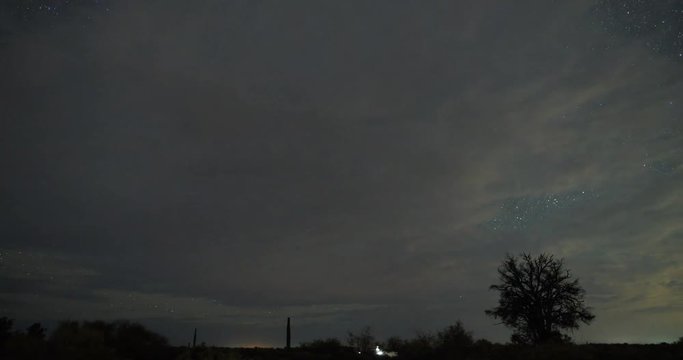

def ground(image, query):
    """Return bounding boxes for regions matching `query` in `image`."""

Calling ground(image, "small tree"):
[0,317,13,345]
[435,321,474,358]
[398,332,436,359]
[485,253,595,344]
[347,326,375,354]
[383,336,404,352]
[0,317,13,356]
[26,323,46,340]
[436,321,473,350]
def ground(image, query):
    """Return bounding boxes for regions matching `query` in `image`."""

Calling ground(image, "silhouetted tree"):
[383,336,404,352]
[49,320,169,360]
[49,320,115,360]
[0,317,13,344]
[346,326,375,354]
[0,321,49,360]
[0,317,13,356]
[27,323,46,340]
[473,338,493,347]
[113,321,169,359]
[396,331,436,359]
[486,253,595,344]
[436,321,473,352]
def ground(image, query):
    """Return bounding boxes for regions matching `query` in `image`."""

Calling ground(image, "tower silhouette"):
[286,317,291,349]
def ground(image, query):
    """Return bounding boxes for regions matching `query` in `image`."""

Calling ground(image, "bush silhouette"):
[434,321,474,357]
[26,323,46,340]
[436,321,473,349]
[0,317,13,348]
[49,320,170,360]
[299,338,346,353]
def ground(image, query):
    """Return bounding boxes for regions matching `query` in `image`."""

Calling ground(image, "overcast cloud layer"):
[1,0,682,346]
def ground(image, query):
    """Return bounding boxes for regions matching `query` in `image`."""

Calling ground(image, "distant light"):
[374,345,398,357]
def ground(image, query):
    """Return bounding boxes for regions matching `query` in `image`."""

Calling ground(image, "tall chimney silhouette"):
[193,328,197,348]
[286,317,291,349]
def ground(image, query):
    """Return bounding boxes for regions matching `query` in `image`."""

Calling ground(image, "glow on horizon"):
[221,341,276,348]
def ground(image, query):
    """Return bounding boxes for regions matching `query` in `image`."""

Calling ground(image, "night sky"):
[1,0,683,347]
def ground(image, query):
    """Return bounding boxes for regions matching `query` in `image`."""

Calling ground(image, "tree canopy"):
[486,253,595,344]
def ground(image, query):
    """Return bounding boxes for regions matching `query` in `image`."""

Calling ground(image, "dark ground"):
[177,343,683,360]
[2,318,682,359]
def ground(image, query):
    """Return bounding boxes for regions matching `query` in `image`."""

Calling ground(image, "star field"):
[595,0,683,59]
[484,190,601,232]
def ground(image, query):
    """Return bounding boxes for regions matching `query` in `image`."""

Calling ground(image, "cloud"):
[1,0,682,344]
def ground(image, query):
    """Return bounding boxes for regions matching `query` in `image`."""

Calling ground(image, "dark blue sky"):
[1,0,682,346]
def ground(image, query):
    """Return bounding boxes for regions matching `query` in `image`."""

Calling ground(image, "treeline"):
[338,321,479,359]
[301,323,683,360]
[2,316,683,360]
[0,317,174,360]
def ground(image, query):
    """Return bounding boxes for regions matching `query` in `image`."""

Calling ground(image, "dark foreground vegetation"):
[189,343,683,360]
[2,316,682,360]
[0,251,677,360]
[1,254,679,359]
